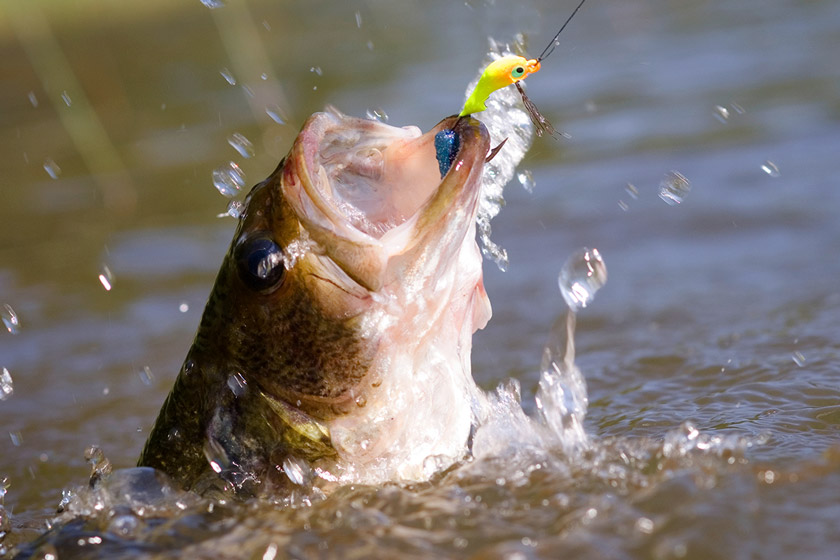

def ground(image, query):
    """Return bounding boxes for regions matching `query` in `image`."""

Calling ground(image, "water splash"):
[227,133,255,158]
[464,38,536,270]
[219,68,236,85]
[0,368,13,400]
[536,248,606,453]
[217,199,244,219]
[535,312,589,454]
[85,445,113,488]
[43,158,61,179]
[212,162,246,197]
[761,160,780,177]
[0,477,9,537]
[265,104,286,124]
[226,372,247,397]
[517,169,535,193]
[713,105,730,123]
[365,107,389,122]
[282,456,311,486]
[98,264,114,291]
[558,247,607,312]
[658,171,691,205]
[138,366,154,386]
[2,304,19,334]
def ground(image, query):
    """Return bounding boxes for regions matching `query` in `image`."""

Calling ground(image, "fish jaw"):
[282,109,491,297]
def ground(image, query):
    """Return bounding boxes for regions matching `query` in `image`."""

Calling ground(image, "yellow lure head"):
[460,55,541,116]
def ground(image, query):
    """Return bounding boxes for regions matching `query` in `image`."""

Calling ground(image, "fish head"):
[150,109,494,487]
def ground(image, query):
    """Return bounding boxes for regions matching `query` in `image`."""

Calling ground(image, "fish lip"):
[283,110,489,292]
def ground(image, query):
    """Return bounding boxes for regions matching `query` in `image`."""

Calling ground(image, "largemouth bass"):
[139,109,494,494]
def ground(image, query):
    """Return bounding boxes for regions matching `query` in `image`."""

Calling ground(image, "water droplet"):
[227,132,255,158]
[212,161,245,197]
[219,68,236,85]
[282,456,309,485]
[517,169,535,193]
[216,199,244,219]
[84,445,112,486]
[354,395,366,407]
[367,40,375,51]
[262,543,279,560]
[731,102,745,114]
[28,91,39,107]
[139,366,154,386]
[60,90,72,106]
[658,170,691,206]
[761,160,780,177]
[262,20,271,31]
[98,265,114,291]
[179,302,189,313]
[260,72,268,81]
[558,247,607,312]
[618,200,629,211]
[241,84,255,98]
[109,513,141,537]
[2,304,20,334]
[625,183,639,199]
[635,517,655,534]
[43,158,61,179]
[200,0,225,9]
[309,66,322,76]
[791,351,805,367]
[9,431,22,446]
[713,104,730,123]
[355,11,362,27]
[227,371,247,397]
[265,104,286,124]
[365,107,389,122]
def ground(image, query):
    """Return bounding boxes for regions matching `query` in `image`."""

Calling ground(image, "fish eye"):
[512,66,525,77]
[234,233,286,293]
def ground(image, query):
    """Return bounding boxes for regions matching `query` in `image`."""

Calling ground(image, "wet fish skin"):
[139,111,491,493]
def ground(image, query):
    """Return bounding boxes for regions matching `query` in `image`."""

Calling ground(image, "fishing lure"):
[459,0,588,137]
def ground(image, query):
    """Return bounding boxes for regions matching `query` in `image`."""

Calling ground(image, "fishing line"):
[536,0,588,62]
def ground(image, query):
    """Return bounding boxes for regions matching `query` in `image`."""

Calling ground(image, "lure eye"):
[512,66,525,78]
[234,233,286,293]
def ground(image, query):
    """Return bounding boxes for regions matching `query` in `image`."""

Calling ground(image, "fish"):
[138,108,494,495]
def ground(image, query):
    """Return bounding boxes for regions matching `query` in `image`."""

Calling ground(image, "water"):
[212,161,246,198]
[226,133,255,159]
[657,170,691,206]
[1,305,19,335]
[2,0,840,558]
[557,247,607,312]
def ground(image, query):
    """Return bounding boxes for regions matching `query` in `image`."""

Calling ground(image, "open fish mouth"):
[283,109,490,291]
